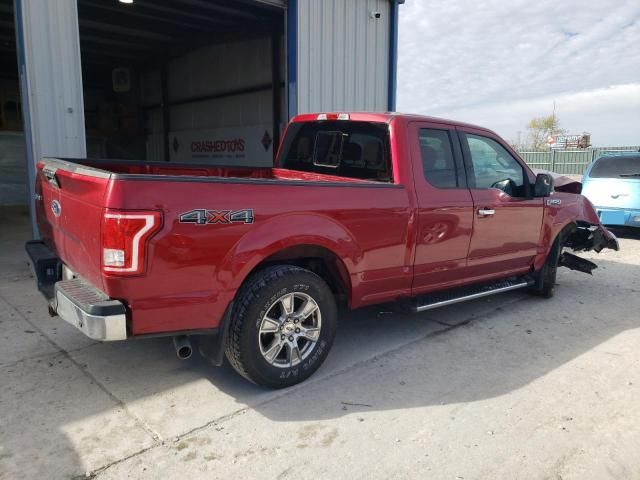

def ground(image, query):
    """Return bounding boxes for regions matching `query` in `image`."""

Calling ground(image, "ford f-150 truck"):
[26,112,618,388]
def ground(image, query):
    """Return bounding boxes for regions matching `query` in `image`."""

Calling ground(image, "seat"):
[363,140,390,181]
[339,142,364,178]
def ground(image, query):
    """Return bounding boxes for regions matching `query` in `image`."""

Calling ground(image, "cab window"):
[418,129,459,188]
[278,121,392,182]
[463,133,526,196]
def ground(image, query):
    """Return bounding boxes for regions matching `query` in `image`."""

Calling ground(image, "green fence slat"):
[519,146,640,175]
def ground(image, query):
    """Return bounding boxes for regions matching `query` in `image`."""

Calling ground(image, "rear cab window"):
[589,155,640,178]
[418,128,460,188]
[278,121,392,182]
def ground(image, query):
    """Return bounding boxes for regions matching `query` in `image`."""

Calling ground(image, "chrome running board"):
[415,278,533,312]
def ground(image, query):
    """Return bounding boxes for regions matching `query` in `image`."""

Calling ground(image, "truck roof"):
[291,112,494,134]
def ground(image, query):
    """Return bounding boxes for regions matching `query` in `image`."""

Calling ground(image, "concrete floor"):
[1,208,639,480]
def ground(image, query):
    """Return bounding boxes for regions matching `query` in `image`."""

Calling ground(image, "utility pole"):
[551,101,556,134]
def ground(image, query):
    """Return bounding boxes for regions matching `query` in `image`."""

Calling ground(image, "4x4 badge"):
[179,209,254,225]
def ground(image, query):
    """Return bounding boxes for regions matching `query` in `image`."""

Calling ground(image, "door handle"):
[477,208,495,217]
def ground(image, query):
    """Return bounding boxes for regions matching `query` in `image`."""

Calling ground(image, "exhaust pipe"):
[173,335,193,360]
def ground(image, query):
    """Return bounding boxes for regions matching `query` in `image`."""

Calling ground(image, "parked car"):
[582,152,640,228]
[26,112,618,388]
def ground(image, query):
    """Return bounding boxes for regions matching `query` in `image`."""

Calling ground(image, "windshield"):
[277,121,392,182]
[589,155,640,179]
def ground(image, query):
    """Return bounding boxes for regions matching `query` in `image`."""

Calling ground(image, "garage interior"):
[77,0,285,166]
[0,0,25,205]
[0,0,285,205]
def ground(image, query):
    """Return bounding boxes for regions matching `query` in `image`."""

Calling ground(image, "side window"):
[418,129,459,188]
[464,133,525,196]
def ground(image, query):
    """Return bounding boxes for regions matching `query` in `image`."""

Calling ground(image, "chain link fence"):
[519,146,640,176]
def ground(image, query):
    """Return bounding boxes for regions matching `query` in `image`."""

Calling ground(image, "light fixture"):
[119,0,134,4]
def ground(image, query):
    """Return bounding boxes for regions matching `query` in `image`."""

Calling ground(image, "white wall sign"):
[169,125,274,166]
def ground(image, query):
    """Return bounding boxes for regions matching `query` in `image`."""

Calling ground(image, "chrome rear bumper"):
[53,278,127,341]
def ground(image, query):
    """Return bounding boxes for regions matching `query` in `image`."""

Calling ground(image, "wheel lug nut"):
[280,334,285,340]
[294,319,299,324]
[295,328,300,333]
[288,336,294,342]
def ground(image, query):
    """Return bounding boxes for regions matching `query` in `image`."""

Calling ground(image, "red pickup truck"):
[26,112,618,388]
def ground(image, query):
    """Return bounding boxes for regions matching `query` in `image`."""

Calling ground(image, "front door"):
[458,128,543,282]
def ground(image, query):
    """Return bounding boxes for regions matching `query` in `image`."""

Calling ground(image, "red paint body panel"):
[34,113,616,336]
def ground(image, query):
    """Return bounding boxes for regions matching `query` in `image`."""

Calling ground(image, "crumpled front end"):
[564,221,620,253]
[557,223,619,275]
[546,192,620,275]
[534,169,621,252]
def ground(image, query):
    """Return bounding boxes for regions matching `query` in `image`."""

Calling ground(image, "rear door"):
[457,128,543,280]
[409,122,474,295]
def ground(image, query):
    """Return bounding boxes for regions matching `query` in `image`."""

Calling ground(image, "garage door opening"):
[78,0,285,167]
[0,0,27,206]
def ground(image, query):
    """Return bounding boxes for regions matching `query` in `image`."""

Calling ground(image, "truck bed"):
[35,157,410,336]
[73,159,374,184]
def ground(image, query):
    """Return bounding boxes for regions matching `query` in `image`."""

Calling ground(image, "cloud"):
[433,84,640,147]
[397,0,640,145]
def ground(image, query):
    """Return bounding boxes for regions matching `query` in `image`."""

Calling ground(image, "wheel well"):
[248,245,351,306]
[558,222,577,245]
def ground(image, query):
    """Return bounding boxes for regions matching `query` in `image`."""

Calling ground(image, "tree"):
[525,114,565,151]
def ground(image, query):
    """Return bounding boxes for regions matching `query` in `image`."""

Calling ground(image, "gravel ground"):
[1,209,639,480]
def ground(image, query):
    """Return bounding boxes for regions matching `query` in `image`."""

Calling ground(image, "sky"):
[396,0,640,147]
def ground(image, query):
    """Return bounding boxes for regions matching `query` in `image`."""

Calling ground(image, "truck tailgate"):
[38,160,110,290]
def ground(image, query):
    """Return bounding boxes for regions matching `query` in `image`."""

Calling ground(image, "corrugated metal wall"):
[16,0,86,160]
[14,0,86,229]
[296,0,390,113]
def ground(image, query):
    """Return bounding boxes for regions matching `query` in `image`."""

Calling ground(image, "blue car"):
[582,152,640,228]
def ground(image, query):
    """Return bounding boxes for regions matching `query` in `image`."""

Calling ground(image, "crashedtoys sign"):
[170,125,273,166]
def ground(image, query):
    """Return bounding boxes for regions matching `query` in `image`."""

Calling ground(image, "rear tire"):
[225,265,337,388]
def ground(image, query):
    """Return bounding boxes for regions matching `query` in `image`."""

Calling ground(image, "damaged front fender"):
[558,224,618,275]
[564,222,620,253]
[543,192,620,276]
[552,191,620,253]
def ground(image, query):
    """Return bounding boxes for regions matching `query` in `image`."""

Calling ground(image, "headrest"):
[421,145,438,169]
[296,137,312,162]
[363,140,382,168]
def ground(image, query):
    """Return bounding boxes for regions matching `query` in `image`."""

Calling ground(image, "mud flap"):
[196,301,234,367]
[559,252,598,275]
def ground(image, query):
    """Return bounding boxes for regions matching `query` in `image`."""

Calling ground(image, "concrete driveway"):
[1,209,639,480]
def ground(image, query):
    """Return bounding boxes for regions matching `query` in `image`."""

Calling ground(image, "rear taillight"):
[101,210,162,275]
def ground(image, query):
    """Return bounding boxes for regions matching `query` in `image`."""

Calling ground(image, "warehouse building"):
[0,0,402,235]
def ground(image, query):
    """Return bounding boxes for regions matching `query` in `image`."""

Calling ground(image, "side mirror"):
[533,173,554,197]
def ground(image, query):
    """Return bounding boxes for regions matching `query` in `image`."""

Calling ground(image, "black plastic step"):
[415,277,533,312]
[55,278,126,317]
[25,240,60,299]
